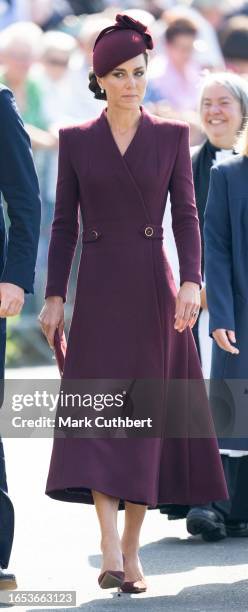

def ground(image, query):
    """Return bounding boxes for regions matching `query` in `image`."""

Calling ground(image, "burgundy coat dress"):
[45,105,228,508]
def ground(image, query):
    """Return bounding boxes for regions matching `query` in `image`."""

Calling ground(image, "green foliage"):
[6,315,22,366]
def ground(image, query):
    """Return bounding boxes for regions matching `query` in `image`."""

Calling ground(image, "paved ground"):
[1,366,248,611]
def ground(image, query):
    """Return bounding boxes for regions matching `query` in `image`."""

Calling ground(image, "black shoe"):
[226,522,248,537]
[160,504,189,520]
[0,567,17,590]
[186,507,227,542]
[168,514,186,521]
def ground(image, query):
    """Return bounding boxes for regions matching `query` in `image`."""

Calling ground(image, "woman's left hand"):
[174,281,200,333]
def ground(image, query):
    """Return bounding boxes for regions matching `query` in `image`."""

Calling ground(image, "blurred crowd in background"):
[1,0,248,365]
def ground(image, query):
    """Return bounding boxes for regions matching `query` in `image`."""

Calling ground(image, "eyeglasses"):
[45,57,69,67]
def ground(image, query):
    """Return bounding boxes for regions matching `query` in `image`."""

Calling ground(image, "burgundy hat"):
[93,13,154,77]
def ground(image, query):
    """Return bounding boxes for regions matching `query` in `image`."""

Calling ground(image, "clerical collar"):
[214,148,233,165]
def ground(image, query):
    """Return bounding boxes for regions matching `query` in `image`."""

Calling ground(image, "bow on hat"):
[93,13,153,52]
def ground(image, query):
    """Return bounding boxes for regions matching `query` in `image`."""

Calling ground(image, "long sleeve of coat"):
[45,129,80,303]
[0,88,41,293]
[169,124,202,288]
[204,164,234,337]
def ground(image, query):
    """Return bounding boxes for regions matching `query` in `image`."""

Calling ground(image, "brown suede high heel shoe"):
[119,578,147,594]
[98,569,125,589]
[98,554,125,590]
[119,555,147,594]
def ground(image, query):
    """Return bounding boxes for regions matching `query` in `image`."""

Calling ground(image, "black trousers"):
[0,439,14,568]
[0,317,14,569]
[213,454,248,522]
[160,453,248,522]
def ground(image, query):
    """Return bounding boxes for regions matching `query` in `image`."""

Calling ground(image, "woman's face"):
[166,34,195,70]
[97,53,147,109]
[43,51,70,81]
[201,83,243,148]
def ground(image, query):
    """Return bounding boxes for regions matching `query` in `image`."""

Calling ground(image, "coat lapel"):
[95,105,154,223]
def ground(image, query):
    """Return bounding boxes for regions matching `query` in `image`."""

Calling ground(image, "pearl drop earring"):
[101,88,104,93]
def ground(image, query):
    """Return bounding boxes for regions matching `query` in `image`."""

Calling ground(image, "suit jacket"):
[0,85,41,376]
[0,85,41,293]
[204,154,248,345]
[204,155,248,449]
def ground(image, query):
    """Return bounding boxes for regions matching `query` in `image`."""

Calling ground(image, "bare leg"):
[121,502,147,582]
[92,490,123,574]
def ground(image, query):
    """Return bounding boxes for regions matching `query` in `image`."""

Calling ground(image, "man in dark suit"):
[0,85,41,589]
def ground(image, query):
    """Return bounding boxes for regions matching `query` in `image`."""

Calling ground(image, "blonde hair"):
[0,21,43,57]
[42,31,76,58]
[235,120,248,156]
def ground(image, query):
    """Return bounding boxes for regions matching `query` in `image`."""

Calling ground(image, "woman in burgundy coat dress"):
[39,14,228,594]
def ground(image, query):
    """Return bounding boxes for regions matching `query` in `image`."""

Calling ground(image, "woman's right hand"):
[38,296,64,349]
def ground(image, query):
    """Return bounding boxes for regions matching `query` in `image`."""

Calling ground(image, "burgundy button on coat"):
[45,105,228,508]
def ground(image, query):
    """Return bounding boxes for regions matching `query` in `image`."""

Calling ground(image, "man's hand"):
[0,283,24,317]
[174,281,200,332]
[212,329,239,354]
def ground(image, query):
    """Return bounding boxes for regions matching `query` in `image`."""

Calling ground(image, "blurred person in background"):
[143,2,176,20]
[146,17,201,110]
[0,21,44,128]
[29,0,72,31]
[38,30,79,125]
[67,0,105,14]
[225,1,248,19]
[0,22,54,146]
[29,0,114,28]
[163,0,225,69]
[160,72,248,541]
[0,0,31,29]
[190,0,226,30]
[218,16,248,76]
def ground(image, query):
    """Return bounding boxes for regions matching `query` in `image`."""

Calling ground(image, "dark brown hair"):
[218,16,248,61]
[165,17,198,43]
[88,51,148,100]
